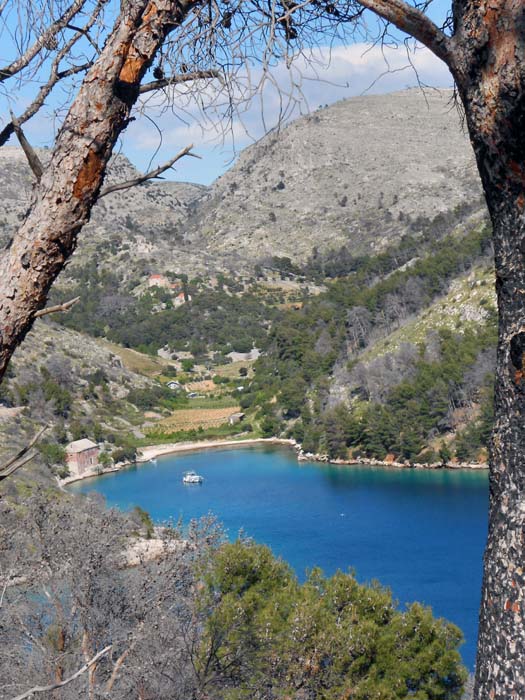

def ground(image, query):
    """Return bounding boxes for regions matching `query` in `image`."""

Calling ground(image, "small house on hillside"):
[173,292,190,307]
[66,439,99,477]
[228,412,245,426]
[148,274,171,289]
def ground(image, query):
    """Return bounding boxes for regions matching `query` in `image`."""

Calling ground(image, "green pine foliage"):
[49,263,281,356]
[292,323,496,461]
[253,222,496,461]
[198,541,467,699]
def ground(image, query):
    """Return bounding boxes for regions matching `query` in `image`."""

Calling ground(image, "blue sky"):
[0,1,454,185]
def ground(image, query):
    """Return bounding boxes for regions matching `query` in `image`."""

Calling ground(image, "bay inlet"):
[69,444,488,669]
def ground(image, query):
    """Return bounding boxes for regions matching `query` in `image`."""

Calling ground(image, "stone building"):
[228,412,245,426]
[66,439,99,477]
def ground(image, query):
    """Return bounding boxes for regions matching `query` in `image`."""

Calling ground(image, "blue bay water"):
[70,445,488,668]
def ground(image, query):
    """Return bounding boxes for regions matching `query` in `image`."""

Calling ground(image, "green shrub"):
[199,541,467,699]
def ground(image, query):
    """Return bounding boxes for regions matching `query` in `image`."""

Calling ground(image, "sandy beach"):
[60,435,487,488]
[136,437,295,462]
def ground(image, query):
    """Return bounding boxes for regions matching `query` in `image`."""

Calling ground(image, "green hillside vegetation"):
[0,493,467,699]
[21,215,497,464]
[251,221,496,462]
[301,200,484,280]
[299,324,496,461]
[198,540,467,699]
[50,263,281,357]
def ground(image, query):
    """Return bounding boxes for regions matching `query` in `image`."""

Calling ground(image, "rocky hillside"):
[0,146,212,280]
[188,89,485,264]
[0,319,168,495]
[1,89,486,282]
[0,87,497,470]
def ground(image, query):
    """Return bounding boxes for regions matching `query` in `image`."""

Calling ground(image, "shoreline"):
[60,437,295,485]
[61,436,487,487]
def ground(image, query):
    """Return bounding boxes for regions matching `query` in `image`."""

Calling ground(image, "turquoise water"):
[70,445,489,668]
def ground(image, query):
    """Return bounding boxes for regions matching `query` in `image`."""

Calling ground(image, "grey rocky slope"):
[1,89,485,280]
[0,319,157,476]
[188,88,485,264]
[0,146,211,280]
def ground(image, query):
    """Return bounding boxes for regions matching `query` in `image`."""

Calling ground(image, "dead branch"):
[65,22,101,54]
[10,114,44,181]
[0,425,48,482]
[10,645,112,700]
[355,0,454,64]
[34,297,80,318]
[0,62,92,149]
[99,145,200,198]
[139,69,222,93]
[0,0,90,82]
[0,450,39,481]
[0,568,12,609]
[0,1,104,149]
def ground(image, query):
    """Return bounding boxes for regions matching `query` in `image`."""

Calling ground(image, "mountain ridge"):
[187,88,484,264]
[1,88,486,282]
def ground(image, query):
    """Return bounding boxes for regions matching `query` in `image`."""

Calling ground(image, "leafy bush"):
[111,446,137,464]
[38,442,67,468]
[132,505,155,539]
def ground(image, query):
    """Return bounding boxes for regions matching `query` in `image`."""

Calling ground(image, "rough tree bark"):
[449,3,525,697]
[0,0,199,381]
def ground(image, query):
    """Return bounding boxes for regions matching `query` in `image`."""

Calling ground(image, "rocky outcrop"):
[1,89,485,279]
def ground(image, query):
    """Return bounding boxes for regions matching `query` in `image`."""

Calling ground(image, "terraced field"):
[158,406,241,431]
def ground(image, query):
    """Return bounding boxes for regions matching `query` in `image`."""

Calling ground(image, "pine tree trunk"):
[473,198,525,699]
[451,17,525,691]
[0,0,197,381]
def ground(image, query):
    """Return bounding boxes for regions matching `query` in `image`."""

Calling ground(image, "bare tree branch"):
[0,568,12,609]
[0,2,104,149]
[65,22,101,54]
[0,425,48,481]
[139,69,222,93]
[9,645,112,700]
[355,0,454,64]
[10,113,44,181]
[34,296,80,318]
[99,145,200,198]
[0,450,39,481]
[0,0,202,382]
[0,0,90,82]
[0,62,92,149]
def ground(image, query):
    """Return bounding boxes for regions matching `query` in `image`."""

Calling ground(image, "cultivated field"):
[214,360,255,379]
[158,406,241,431]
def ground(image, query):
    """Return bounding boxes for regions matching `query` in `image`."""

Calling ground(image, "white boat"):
[182,471,203,484]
